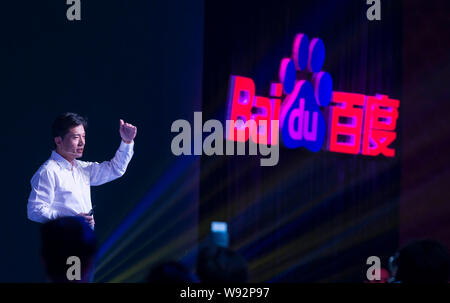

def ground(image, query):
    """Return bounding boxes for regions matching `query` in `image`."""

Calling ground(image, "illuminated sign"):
[226,33,399,157]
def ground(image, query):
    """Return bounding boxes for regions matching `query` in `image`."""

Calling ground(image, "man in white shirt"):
[27,112,137,229]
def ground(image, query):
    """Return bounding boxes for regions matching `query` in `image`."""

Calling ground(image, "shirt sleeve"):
[87,140,134,186]
[27,168,58,223]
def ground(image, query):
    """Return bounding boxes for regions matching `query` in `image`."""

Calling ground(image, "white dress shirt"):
[27,140,134,224]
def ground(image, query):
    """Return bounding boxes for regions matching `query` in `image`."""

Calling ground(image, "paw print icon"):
[279,33,333,152]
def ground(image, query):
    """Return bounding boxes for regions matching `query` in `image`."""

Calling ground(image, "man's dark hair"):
[52,112,88,146]
[395,239,450,283]
[41,216,97,283]
[196,245,248,283]
[146,261,198,283]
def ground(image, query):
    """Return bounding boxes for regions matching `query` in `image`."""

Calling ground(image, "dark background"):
[399,0,450,250]
[1,0,449,282]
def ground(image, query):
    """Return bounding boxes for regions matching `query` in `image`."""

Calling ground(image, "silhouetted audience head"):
[390,239,450,283]
[146,261,198,283]
[196,245,248,283]
[41,216,97,283]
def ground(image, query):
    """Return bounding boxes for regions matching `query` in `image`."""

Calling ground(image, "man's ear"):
[54,136,62,147]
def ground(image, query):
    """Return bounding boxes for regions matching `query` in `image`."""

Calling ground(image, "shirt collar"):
[50,150,78,170]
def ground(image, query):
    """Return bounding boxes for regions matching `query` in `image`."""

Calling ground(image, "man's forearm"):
[27,202,57,223]
[88,140,134,186]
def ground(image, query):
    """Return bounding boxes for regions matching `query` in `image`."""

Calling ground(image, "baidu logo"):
[226,32,399,158]
[279,34,332,152]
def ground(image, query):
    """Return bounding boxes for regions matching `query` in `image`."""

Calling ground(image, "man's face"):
[55,125,86,161]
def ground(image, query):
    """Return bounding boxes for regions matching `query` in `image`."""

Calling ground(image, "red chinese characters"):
[362,94,400,157]
[327,92,399,157]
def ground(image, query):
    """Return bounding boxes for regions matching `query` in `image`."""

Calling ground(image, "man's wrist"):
[122,139,133,144]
